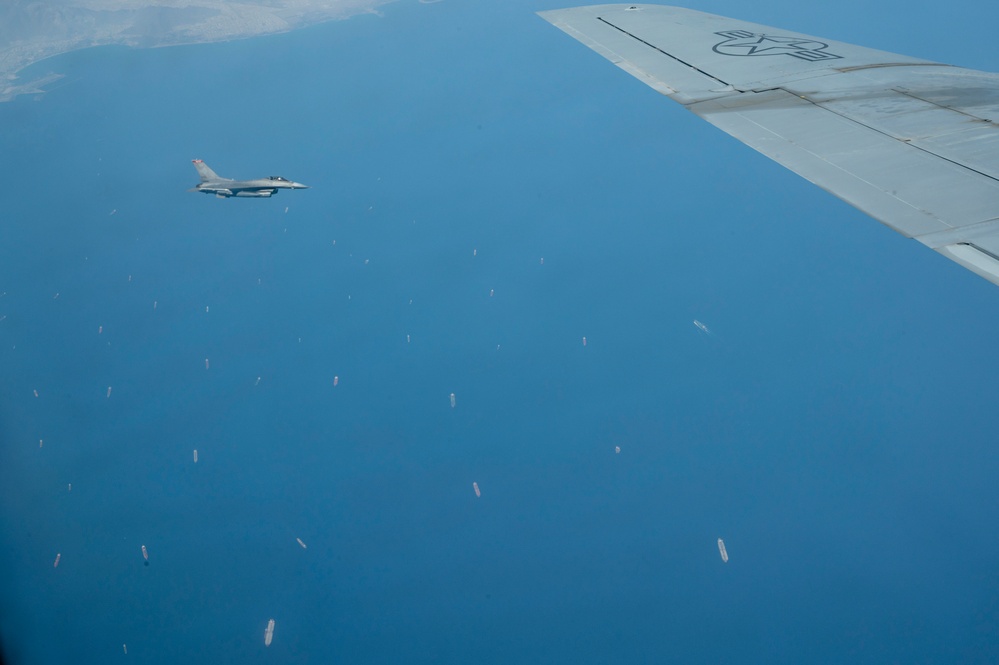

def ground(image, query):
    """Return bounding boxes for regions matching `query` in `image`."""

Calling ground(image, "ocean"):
[3,1,999,663]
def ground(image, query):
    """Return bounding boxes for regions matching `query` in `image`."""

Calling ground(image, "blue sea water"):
[3,1,999,663]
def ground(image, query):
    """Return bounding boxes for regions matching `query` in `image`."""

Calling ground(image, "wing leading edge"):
[540,4,999,287]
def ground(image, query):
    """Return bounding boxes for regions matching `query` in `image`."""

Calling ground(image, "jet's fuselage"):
[190,160,309,198]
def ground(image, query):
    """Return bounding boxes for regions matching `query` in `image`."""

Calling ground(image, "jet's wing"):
[540,4,999,286]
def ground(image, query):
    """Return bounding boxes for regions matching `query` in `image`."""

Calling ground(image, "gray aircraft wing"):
[539,4,999,287]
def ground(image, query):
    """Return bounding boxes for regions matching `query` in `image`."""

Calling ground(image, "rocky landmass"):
[0,0,395,101]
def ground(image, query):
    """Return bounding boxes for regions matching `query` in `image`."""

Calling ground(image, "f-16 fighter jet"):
[189,159,309,198]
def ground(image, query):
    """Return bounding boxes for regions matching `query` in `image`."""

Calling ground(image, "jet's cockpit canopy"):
[268,176,290,182]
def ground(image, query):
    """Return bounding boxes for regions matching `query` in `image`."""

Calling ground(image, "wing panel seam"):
[894,88,993,123]
[595,16,731,88]
[717,103,929,218]
[794,89,999,187]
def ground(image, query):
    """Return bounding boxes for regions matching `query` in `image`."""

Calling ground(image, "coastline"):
[0,0,395,102]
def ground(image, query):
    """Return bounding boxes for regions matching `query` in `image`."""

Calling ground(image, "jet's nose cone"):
[293,182,309,189]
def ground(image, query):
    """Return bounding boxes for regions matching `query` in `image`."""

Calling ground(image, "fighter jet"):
[189,159,309,198]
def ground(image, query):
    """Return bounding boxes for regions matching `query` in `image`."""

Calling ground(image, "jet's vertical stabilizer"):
[192,159,222,183]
